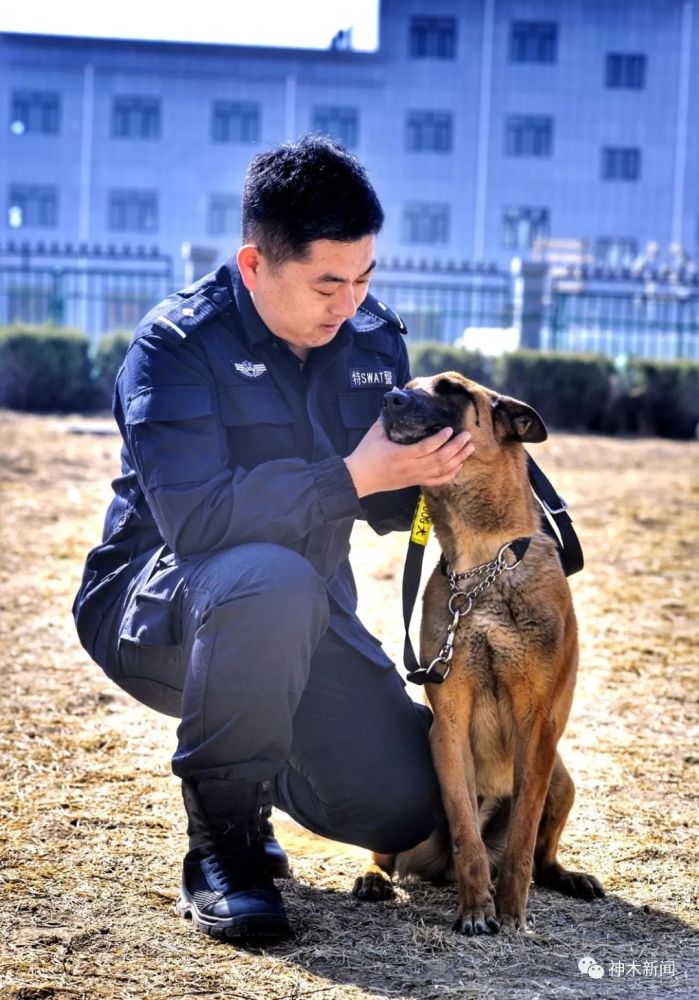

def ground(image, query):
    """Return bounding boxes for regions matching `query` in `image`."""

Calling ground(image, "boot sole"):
[176,895,291,942]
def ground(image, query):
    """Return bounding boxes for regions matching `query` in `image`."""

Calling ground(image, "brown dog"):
[353,372,604,934]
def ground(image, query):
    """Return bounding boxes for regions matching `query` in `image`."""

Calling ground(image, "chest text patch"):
[348,367,396,389]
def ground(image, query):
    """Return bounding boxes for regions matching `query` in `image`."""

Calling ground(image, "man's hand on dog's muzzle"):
[343,419,474,498]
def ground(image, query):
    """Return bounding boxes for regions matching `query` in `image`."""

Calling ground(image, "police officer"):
[73,136,474,942]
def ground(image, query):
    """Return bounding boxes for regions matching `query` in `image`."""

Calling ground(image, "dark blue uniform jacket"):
[73,260,418,670]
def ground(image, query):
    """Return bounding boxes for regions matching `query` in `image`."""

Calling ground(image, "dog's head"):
[381,371,547,450]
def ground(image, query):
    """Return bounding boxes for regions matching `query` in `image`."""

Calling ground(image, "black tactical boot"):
[176,778,291,941]
[259,780,291,879]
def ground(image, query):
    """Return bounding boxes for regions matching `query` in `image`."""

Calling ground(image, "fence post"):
[49,268,65,325]
[511,258,547,349]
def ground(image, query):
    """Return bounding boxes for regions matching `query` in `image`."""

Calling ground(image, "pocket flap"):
[218,385,293,426]
[119,580,184,648]
[126,386,212,425]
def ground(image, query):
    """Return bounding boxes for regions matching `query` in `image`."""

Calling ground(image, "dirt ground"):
[0,411,697,1000]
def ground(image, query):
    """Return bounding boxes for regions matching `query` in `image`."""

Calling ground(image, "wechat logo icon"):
[579,956,605,979]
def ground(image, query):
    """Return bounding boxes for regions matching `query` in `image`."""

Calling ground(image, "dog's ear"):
[491,395,548,443]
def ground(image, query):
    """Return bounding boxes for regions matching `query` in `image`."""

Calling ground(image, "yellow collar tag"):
[410,494,432,547]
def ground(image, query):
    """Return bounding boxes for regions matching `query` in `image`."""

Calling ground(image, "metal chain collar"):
[422,542,524,683]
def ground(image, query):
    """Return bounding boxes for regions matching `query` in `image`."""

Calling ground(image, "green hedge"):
[406,343,615,432]
[0,326,93,412]
[493,350,615,431]
[408,342,491,384]
[94,330,131,408]
[626,358,699,439]
[0,324,696,437]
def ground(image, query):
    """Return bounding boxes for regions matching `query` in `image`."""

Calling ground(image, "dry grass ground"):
[0,411,697,1000]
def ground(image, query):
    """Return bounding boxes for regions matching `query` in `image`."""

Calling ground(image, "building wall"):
[1,0,696,279]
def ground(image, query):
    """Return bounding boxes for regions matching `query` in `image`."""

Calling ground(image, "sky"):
[0,0,379,51]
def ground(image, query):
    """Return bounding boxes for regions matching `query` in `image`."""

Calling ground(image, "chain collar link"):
[408,540,528,685]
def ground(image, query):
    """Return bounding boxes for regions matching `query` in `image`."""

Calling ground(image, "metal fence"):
[1,244,698,362]
[0,243,174,341]
[371,261,513,344]
[544,268,699,360]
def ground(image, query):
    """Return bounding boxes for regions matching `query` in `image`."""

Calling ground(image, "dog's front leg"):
[495,706,558,931]
[429,684,500,936]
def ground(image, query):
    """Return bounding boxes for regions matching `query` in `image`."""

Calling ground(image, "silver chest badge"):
[234,360,268,379]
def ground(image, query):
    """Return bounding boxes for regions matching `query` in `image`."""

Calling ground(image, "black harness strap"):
[527,455,584,576]
[402,497,430,678]
[401,455,584,683]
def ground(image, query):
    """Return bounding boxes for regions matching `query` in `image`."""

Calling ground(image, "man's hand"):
[344,421,474,499]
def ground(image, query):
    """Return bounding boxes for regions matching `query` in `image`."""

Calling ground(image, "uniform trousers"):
[97,542,441,854]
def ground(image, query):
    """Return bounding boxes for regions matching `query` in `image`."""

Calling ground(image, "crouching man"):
[73,135,473,941]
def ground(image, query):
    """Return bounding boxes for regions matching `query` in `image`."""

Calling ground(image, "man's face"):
[237,235,376,360]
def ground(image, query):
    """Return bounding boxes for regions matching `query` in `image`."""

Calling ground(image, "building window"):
[595,237,638,268]
[509,22,558,64]
[10,91,60,135]
[505,115,553,157]
[401,202,450,245]
[311,106,359,149]
[108,190,158,232]
[7,184,58,228]
[211,101,260,144]
[502,207,549,249]
[601,147,641,181]
[112,96,161,139]
[405,111,453,153]
[606,53,646,90]
[409,16,457,59]
[208,194,240,236]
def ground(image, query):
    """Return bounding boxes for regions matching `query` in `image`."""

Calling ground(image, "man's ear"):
[236,244,262,291]
[492,395,548,443]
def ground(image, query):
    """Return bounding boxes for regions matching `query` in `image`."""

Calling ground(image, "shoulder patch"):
[350,305,387,333]
[360,293,406,334]
[152,284,232,341]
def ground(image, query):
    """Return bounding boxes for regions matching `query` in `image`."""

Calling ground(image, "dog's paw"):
[499,911,535,935]
[538,864,605,901]
[452,896,500,936]
[352,871,395,902]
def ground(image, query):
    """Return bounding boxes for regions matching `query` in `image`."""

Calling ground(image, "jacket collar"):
[222,259,273,351]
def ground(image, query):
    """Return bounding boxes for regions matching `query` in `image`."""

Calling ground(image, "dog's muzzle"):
[382,388,450,444]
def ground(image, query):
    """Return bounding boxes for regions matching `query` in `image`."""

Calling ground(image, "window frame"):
[208,193,241,237]
[108,189,159,232]
[504,115,554,157]
[405,110,453,153]
[11,90,61,135]
[605,53,646,90]
[501,205,550,250]
[401,202,451,245]
[111,95,161,140]
[211,101,261,144]
[601,146,641,181]
[7,183,59,228]
[311,105,359,149]
[408,16,458,60]
[509,21,558,64]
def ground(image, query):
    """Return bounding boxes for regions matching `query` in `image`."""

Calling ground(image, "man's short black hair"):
[241,134,384,265]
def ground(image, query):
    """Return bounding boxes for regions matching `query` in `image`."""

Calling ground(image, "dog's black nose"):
[383,388,411,413]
